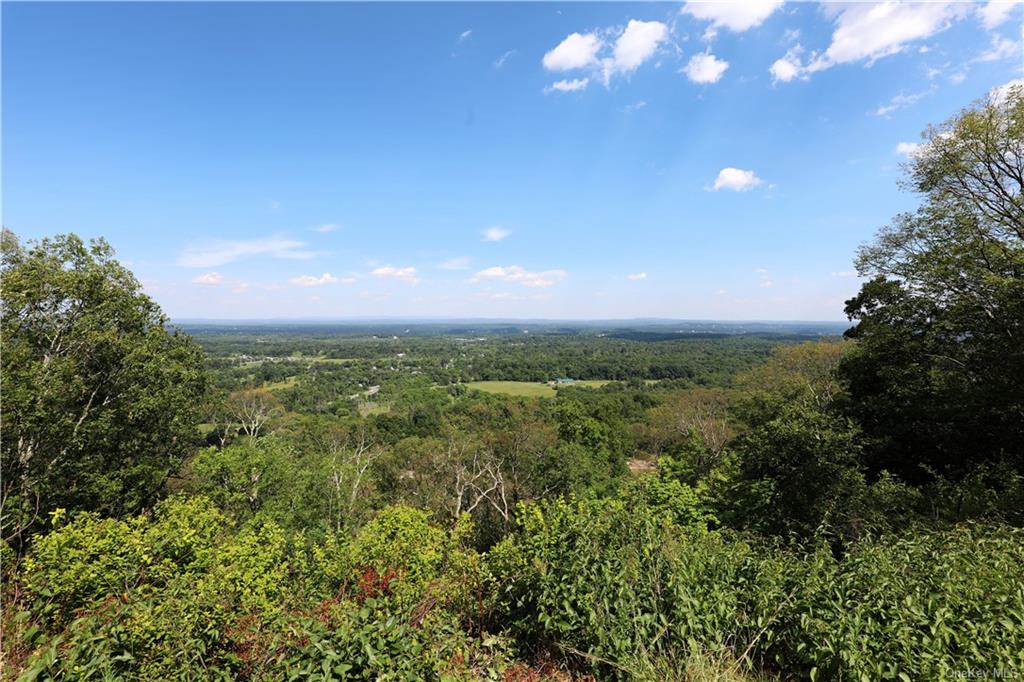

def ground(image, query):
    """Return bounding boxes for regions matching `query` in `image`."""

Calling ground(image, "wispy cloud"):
[975,34,1022,63]
[482,226,512,242]
[469,265,567,288]
[977,0,1022,30]
[831,270,858,278]
[177,236,326,268]
[192,271,224,285]
[875,90,930,117]
[493,49,517,69]
[544,78,589,94]
[626,272,648,281]
[439,256,472,270]
[371,265,419,284]
[313,224,340,233]
[458,29,473,42]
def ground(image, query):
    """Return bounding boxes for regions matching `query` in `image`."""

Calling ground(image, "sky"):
[3,1,1022,321]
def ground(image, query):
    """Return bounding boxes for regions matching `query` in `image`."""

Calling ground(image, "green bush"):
[773,523,1024,680]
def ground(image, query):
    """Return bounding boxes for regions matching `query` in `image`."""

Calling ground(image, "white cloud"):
[439,256,472,270]
[544,77,590,93]
[773,3,971,82]
[340,276,357,284]
[543,32,602,71]
[896,141,923,158]
[459,29,473,42]
[625,100,648,112]
[543,20,667,87]
[313,224,340,233]
[370,266,419,285]
[682,0,784,32]
[192,271,224,285]
[976,35,1022,62]
[605,19,669,79]
[482,226,512,241]
[759,280,774,288]
[177,236,323,267]
[709,168,764,192]
[770,45,805,82]
[289,272,339,287]
[626,272,648,280]
[493,49,517,69]
[991,78,1024,105]
[978,0,1022,29]
[683,52,730,83]
[831,270,858,278]
[875,90,929,116]
[469,265,568,288]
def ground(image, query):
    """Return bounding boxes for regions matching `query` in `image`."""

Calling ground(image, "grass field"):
[466,381,557,398]
[263,376,299,391]
[465,380,611,397]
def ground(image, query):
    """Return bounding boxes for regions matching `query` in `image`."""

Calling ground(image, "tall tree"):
[842,84,1024,484]
[1,231,208,546]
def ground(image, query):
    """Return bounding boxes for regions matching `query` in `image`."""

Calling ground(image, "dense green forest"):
[1,88,1022,681]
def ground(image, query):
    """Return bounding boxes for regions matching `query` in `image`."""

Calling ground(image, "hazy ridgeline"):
[2,88,1022,681]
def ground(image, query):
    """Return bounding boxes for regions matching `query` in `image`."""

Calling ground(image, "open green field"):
[573,380,611,388]
[466,381,557,398]
[466,380,611,397]
[263,376,299,391]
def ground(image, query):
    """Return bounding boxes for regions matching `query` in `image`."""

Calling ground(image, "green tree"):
[841,84,1024,487]
[1,232,208,546]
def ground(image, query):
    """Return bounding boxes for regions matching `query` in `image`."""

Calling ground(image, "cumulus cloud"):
[604,19,669,80]
[542,20,668,87]
[482,226,512,241]
[626,272,648,280]
[896,141,924,158]
[770,45,805,82]
[682,52,730,83]
[977,0,1022,29]
[469,265,568,288]
[772,3,971,82]
[289,273,340,287]
[371,266,419,284]
[709,168,764,192]
[439,256,472,270]
[544,77,590,93]
[192,271,224,285]
[543,32,602,70]
[682,0,784,32]
[177,236,324,267]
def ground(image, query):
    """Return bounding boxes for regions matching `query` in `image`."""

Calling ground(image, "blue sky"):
[3,1,1022,320]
